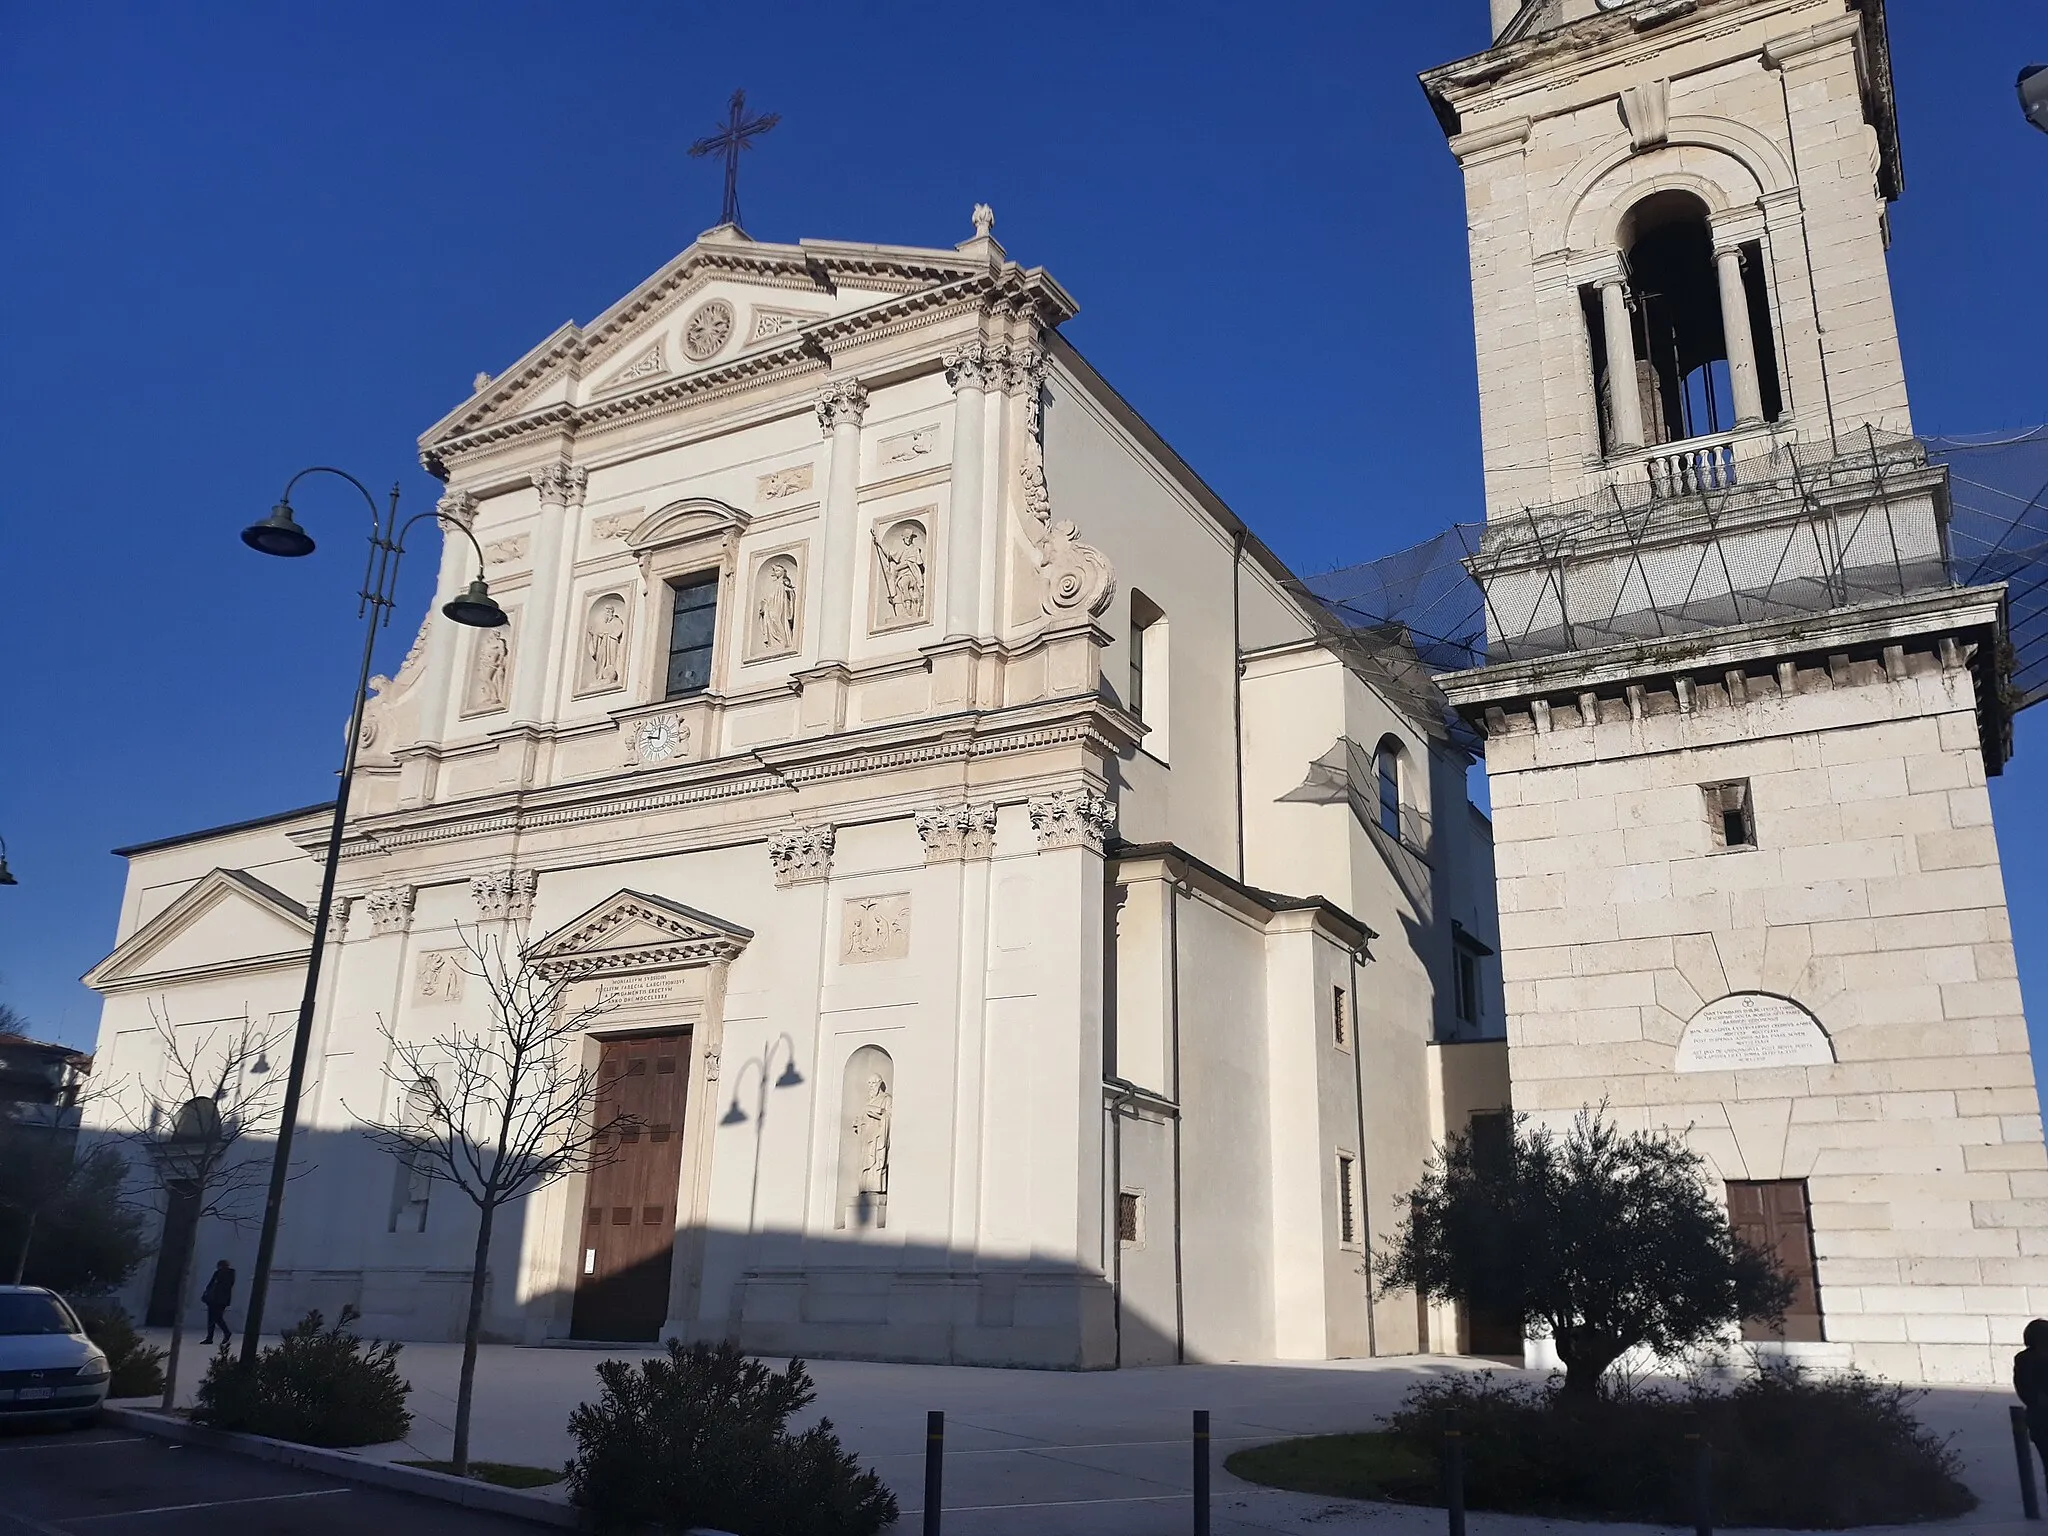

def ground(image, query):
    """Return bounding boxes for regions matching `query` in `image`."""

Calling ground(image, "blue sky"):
[2,2,2044,1054]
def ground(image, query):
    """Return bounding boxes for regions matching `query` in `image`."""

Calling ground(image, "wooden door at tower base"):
[1728,1178,1825,1343]
[572,1031,690,1341]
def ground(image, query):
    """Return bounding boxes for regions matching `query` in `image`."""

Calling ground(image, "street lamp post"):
[235,467,505,1365]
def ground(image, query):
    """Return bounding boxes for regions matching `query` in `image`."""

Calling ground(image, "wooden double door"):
[571,1031,691,1341]
[1728,1178,1825,1342]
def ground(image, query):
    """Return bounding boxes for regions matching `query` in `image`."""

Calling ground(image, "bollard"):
[1686,1411,1713,1536]
[923,1410,944,1536]
[1193,1409,1211,1536]
[1443,1407,1466,1536]
[2012,1405,2043,1521]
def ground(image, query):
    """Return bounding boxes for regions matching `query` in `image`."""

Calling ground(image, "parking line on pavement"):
[0,1438,146,1453]
[63,1488,352,1522]
[901,1492,1187,1515]
[3,1510,76,1536]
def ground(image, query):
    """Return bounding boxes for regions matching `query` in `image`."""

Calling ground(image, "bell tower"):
[1423,0,2046,1384]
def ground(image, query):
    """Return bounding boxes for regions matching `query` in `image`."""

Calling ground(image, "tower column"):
[1714,243,1766,426]
[1598,278,1646,452]
[813,379,869,667]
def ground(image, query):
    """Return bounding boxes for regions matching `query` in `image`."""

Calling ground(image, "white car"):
[0,1287,112,1429]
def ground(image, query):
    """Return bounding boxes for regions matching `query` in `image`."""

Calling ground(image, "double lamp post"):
[233,467,506,1365]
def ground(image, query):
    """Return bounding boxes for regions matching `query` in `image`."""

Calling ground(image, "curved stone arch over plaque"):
[1675,992,1834,1074]
[836,1044,894,1231]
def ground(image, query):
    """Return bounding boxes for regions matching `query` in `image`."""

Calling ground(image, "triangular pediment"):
[527,889,753,978]
[85,869,312,993]
[418,224,1075,466]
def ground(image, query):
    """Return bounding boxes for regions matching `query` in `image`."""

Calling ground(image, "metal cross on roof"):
[689,89,780,232]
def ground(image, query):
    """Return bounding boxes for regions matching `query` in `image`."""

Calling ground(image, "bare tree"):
[358,929,627,1477]
[118,1006,286,1410]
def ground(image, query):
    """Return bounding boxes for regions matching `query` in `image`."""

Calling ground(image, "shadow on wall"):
[76,1122,1212,1369]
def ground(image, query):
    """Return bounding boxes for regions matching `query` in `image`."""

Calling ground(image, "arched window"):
[1374,737,1405,842]
[1583,191,1781,460]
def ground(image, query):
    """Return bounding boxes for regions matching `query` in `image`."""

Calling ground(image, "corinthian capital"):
[915,802,1000,863]
[1028,790,1115,854]
[471,867,538,922]
[768,825,836,888]
[1001,341,1047,398]
[531,461,589,507]
[813,379,870,436]
[944,341,996,394]
[436,489,480,529]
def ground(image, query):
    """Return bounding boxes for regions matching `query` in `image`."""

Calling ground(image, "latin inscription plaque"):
[1675,993,1834,1073]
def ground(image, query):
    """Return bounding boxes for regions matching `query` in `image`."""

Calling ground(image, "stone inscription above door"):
[1675,993,1834,1073]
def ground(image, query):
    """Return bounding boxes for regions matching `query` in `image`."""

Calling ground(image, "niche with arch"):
[577,591,631,695]
[835,1044,894,1231]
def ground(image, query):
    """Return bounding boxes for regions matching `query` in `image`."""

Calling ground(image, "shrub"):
[565,1340,898,1536]
[1371,1365,1976,1527]
[192,1306,411,1447]
[69,1296,165,1399]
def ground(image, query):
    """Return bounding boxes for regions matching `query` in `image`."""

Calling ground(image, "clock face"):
[682,300,734,361]
[635,715,684,764]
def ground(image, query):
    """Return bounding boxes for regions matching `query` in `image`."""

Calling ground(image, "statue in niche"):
[836,1045,894,1230]
[467,627,510,713]
[583,596,627,690]
[871,519,928,628]
[856,1075,892,1212]
[753,555,798,657]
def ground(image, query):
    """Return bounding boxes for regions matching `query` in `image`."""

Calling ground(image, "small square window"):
[1704,780,1757,850]
[1332,985,1350,1050]
[1117,1191,1142,1245]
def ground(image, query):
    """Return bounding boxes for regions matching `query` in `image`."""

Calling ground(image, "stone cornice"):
[328,690,1141,863]
[419,262,1076,477]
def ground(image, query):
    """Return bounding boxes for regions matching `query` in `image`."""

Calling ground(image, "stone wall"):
[1485,641,2048,1383]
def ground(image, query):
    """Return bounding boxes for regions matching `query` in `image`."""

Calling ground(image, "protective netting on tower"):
[1295,425,2048,711]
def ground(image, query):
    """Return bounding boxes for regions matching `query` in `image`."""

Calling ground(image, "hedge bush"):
[192,1305,411,1447]
[565,1340,897,1536]
[1369,1365,1975,1527]
[69,1296,165,1399]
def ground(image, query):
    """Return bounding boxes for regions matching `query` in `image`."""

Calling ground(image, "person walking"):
[199,1259,235,1345]
[2015,1319,2048,1474]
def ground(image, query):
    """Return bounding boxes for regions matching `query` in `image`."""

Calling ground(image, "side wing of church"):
[86,217,1508,1365]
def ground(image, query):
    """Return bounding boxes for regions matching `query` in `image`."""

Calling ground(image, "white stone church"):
[86,0,2047,1383]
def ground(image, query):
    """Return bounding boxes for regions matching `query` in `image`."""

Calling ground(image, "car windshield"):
[0,1293,79,1336]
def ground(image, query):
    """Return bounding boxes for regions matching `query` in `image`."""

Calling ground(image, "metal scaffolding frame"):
[1295,425,2048,712]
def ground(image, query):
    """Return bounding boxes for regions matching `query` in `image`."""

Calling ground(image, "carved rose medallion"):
[682,300,734,361]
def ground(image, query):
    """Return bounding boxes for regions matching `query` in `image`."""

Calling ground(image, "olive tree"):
[1380,1107,1792,1397]
[358,930,630,1477]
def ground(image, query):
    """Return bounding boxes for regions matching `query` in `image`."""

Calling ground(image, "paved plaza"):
[135,1341,2044,1533]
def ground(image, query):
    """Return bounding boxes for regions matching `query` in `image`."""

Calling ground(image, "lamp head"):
[2024,65,2048,135]
[774,1060,804,1089]
[443,578,509,629]
[241,501,316,558]
[719,1098,747,1127]
[0,851,14,887]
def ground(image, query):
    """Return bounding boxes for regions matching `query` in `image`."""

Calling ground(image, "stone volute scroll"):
[1028,789,1116,853]
[836,1044,894,1231]
[1012,343,1115,623]
[814,378,870,436]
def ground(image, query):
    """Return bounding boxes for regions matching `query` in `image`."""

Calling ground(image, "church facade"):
[85,213,1507,1367]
